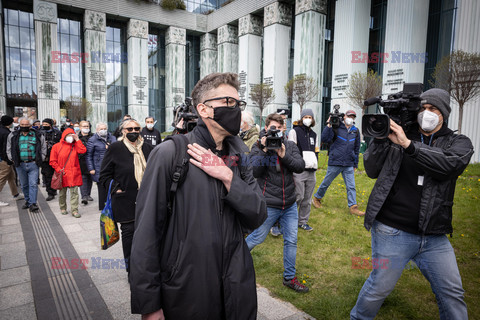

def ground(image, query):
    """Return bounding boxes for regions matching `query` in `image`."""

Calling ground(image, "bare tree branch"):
[63,96,93,122]
[431,50,480,134]
[345,70,383,115]
[250,83,275,127]
[284,74,320,112]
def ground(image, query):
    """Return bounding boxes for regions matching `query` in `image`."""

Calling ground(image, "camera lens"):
[362,114,390,138]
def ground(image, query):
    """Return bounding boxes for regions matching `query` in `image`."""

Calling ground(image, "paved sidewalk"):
[0,185,314,319]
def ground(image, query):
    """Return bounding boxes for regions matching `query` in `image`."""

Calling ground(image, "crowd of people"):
[0,72,473,319]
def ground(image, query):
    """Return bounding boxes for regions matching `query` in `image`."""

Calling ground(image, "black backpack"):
[162,134,190,215]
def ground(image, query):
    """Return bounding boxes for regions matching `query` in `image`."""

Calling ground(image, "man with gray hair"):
[239,110,259,151]
[141,116,162,146]
[7,117,46,212]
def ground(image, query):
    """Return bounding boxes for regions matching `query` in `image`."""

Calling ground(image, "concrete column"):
[217,25,238,73]
[293,0,327,129]
[165,27,186,130]
[263,2,292,116]
[127,19,149,122]
[200,33,217,79]
[238,14,263,117]
[330,0,371,128]
[0,2,6,115]
[382,0,429,96]
[84,10,107,128]
[34,0,60,121]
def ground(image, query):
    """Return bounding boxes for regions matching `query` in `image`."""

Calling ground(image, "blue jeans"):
[246,203,298,279]
[350,220,468,320]
[16,162,39,205]
[314,165,357,207]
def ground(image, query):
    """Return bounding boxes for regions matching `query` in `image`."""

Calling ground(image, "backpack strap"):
[163,134,190,215]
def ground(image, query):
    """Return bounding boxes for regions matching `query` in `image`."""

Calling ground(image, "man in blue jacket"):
[312,109,364,216]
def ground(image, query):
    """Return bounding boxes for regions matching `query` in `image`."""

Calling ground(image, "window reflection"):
[148,32,166,132]
[57,17,83,102]
[106,25,127,131]
[4,8,36,99]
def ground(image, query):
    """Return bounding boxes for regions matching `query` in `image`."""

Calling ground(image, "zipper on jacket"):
[280,160,285,209]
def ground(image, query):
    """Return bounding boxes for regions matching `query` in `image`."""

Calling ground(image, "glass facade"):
[148,31,166,132]
[106,24,127,131]
[423,0,457,90]
[4,9,36,103]
[321,0,336,140]
[57,17,83,102]
[185,35,200,98]
[185,0,231,14]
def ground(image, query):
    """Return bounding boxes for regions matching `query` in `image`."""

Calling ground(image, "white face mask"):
[98,129,108,137]
[81,128,90,134]
[66,122,71,126]
[345,117,354,126]
[65,136,74,144]
[303,118,312,127]
[417,110,440,132]
[146,123,154,130]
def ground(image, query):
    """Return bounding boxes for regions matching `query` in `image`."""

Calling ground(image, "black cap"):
[42,118,53,126]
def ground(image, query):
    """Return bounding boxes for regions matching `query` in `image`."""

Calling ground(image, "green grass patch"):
[252,152,480,319]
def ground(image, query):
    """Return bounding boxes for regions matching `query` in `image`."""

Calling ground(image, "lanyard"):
[420,132,435,146]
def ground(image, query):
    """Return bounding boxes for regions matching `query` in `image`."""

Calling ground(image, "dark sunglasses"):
[125,127,141,132]
[203,96,247,110]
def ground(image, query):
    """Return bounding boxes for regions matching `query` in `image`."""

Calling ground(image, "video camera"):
[265,125,283,150]
[172,97,198,133]
[328,104,344,129]
[362,83,423,138]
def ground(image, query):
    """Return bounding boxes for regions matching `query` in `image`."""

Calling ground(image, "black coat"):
[78,132,93,174]
[99,140,153,223]
[129,122,267,319]
[249,138,305,209]
[0,125,12,164]
[363,125,474,234]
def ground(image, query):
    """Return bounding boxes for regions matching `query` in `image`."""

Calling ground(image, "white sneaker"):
[13,193,24,201]
[0,201,9,207]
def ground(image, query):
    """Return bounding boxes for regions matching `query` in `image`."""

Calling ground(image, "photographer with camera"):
[350,88,473,319]
[129,73,267,319]
[246,113,309,293]
[312,107,364,216]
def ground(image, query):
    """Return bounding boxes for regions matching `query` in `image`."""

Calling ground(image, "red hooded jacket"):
[49,128,87,187]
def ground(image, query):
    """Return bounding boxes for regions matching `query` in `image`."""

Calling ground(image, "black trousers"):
[41,162,56,196]
[97,182,107,211]
[120,221,135,274]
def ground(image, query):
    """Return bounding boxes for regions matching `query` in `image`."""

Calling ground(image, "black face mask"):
[209,106,242,136]
[126,132,139,142]
[20,126,30,132]
[42,126,51,131]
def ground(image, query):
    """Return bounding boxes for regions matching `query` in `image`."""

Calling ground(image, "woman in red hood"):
[49,128,86,218]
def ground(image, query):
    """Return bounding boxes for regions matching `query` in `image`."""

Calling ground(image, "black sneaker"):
[81,198,88,205]
[22,202,30,209]
[299,224,313,231]
[283,277,309,293]
[29,203,39,212]
[87,196,94,201]
[46,194,55,201]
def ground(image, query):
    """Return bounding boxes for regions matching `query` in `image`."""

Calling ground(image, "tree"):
[284,74,320,112]
[63,96,93,122]
[161,0,186,10]
[431,50,480,134]
[344,70,383,115]
[250,83,275,127]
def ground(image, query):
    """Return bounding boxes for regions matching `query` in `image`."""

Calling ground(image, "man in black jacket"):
[130,73,267,320]
[246,113,309,293]
[350,88,473,319]
[40,118,61,201]
[140,116,162,146]
[7,118,46,212]
[0,116,22,206]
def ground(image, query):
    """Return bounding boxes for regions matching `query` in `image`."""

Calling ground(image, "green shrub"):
[161,0,186,10]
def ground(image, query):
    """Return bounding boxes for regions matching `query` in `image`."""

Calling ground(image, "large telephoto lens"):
[362,114,390,138]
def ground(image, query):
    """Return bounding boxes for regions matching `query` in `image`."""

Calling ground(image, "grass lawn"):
[251,151,480,319]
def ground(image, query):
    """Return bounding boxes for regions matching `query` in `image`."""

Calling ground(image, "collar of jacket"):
[193,119,248,155]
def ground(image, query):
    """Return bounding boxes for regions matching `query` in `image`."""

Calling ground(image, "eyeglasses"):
[203,96,247,110]
[125,127,141,132]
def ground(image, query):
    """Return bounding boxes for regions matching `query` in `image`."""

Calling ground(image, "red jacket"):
[49,128,87,187]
